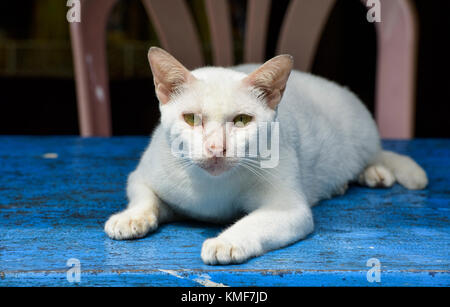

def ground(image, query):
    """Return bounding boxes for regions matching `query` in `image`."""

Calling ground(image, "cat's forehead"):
[192,66,247,82]
[192,67,246,97]
[182,68,252,114]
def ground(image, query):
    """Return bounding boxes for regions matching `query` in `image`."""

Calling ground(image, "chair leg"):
[70,0,117,137]
[373,0,417,139]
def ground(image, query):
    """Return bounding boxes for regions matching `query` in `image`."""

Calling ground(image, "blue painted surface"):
[0,136,448,286]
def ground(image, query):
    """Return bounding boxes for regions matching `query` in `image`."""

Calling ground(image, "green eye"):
[183,113,202,126]
[233,114,253,127]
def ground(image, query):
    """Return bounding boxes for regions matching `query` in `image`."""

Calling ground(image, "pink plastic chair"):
[70,0,417,138]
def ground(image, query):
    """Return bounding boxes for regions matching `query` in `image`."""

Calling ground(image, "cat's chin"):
[198,158,234,177]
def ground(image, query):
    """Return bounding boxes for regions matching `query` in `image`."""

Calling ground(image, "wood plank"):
[0,137,448,286]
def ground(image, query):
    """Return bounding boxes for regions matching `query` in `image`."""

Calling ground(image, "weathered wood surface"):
[0,137,448,286]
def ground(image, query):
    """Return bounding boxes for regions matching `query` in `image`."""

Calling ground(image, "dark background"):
[0,0,448,137]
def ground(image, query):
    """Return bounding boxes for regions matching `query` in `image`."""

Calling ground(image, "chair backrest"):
[70,0,417,138]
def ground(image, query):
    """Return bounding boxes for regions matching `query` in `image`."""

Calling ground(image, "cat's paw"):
[395,166,428,190]
[201,237,249,265]
[358,165,395,188]
[104,209,157,240]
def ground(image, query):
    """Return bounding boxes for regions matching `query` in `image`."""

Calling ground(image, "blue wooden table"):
[0,137,449,286]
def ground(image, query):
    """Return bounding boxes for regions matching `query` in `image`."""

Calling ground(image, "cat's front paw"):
[201,237,250,265]
[104,209,157,240]
[359,165,395,188]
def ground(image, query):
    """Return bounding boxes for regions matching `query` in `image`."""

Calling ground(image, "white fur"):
[105,63,428,264]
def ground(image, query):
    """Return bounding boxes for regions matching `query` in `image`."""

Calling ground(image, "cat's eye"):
[183,113,202,126]
[232,114,253,127]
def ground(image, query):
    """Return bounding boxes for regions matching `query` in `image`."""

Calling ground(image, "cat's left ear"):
[243,55,293,109]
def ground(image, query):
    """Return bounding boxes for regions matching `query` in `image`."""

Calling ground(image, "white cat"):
[105,47,428,265]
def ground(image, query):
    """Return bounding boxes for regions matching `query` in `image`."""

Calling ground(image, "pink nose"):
[205,143,225,157]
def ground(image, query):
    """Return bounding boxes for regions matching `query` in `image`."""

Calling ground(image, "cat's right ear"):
[242,55,293,109]
[148,47,196,104]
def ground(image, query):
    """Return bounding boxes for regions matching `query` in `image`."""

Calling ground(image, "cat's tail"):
[359,150,428,190]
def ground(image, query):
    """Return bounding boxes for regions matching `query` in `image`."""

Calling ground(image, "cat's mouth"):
[198,157,233,176]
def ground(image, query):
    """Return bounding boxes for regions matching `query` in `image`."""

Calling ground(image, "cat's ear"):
[243,55,293,109]
[148,47,196,104]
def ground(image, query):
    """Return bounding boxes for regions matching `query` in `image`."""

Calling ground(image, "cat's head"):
[148,47,292,177]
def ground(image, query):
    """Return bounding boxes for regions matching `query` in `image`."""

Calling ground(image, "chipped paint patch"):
[42,153,58,159]
[159,270,228,287]
[159,269,184,279]
[193,274,228,287]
